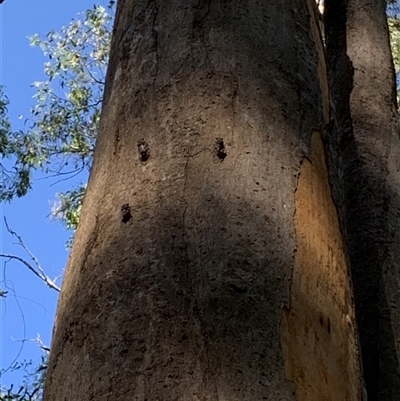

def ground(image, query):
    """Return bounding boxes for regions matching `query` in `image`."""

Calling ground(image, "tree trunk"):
[42,0,397,400]
[325,0,400,399]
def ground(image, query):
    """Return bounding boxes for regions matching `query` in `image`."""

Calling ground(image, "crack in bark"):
[194,0,213,69]
[151,0,159,89]
[180,151,218,398]
[182,150,190,289]
[83,216,100,267]
[113,127,120,156]
[230,75,238,150]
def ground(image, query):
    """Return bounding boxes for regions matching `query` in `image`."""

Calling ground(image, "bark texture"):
[42,1,366,400]
[281,132,361,401]
[325,0,400,399]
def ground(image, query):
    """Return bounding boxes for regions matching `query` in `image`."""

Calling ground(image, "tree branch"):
[1,217,61,292]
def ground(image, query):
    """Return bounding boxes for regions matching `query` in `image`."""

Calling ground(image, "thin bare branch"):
[2,217,61,292]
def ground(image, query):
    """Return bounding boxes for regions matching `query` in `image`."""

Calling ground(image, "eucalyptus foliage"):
[388,1,400,106]
[0,3,114,230]
[389,17,400,81]
[0,355,48,401]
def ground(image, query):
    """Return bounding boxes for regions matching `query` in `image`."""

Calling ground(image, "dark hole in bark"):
[121,203,132,223]
[229,283,247,294]
[137,139,150,162]
[214,137,227,161]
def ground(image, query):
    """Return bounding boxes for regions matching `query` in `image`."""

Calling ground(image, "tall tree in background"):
[42,1,400,400]
[326,0,400,399]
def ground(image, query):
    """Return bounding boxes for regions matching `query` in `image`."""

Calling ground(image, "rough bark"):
[41,1,374,400]
[325,0,400,399]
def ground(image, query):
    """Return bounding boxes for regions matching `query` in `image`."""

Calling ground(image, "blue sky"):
[0,0,111,390]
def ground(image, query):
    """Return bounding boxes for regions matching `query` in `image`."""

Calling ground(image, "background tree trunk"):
[40,1,392,400]
[325,0,400,399]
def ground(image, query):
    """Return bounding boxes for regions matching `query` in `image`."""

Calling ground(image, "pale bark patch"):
[281,132,361,400]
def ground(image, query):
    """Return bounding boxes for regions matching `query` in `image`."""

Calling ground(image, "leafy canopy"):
[0,3,114,230]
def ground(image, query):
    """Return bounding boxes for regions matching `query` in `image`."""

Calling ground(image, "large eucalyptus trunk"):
[43,0,399,400]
